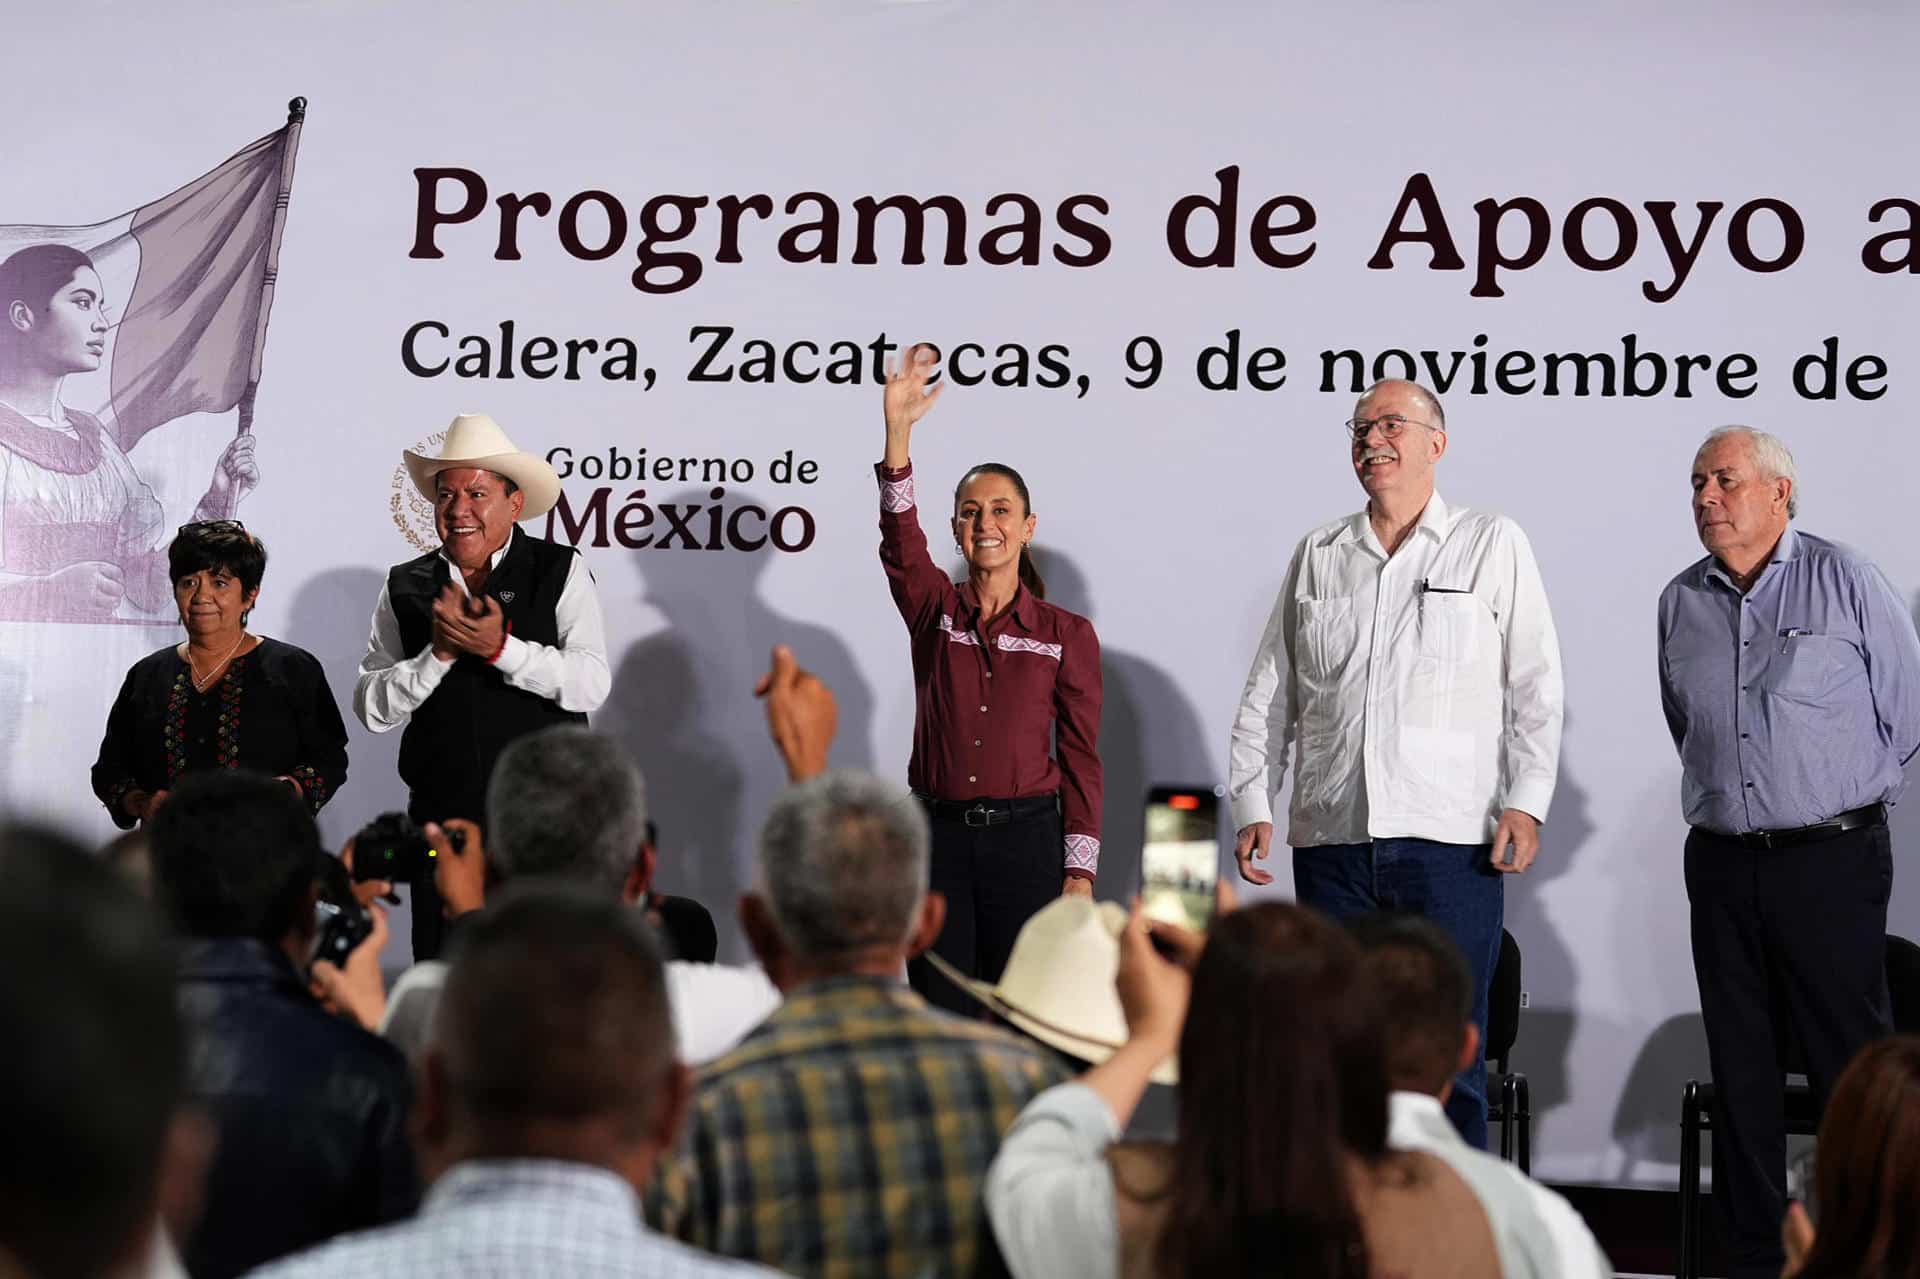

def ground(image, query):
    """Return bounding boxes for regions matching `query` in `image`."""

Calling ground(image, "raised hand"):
[882,342,943,467]
[755,644,838,782]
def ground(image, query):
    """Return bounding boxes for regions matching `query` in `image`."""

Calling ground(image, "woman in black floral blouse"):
[91,520,347,827]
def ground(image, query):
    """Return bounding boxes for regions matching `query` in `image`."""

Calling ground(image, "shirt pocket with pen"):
[1768,628,1858,702]
[1417,586,1483,665]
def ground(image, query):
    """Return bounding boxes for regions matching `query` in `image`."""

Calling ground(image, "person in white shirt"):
[355,724,779,1067]
[251,887,787,1279]
[1228,378,1563,1149]
[354,413,610,958]
[1349,913,1612,1279]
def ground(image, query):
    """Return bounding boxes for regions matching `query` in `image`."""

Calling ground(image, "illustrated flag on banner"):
[0,99,304,624]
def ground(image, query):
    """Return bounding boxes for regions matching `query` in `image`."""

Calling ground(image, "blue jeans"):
[1293,838,1504,1150]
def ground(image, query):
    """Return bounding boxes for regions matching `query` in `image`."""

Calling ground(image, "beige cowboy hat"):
[926,897,1178,1085]
[403,413,562,520]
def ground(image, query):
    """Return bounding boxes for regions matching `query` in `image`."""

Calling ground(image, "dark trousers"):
[909,801,1063,1016]
[1686,823,1893,1279]
[1293,838,1503,1149]
[406,793,475,962]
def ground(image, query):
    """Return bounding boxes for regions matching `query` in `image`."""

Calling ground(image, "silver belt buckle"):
[964,803,994,828]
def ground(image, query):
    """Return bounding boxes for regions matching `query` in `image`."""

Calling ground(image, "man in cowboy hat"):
[355,413,610,959]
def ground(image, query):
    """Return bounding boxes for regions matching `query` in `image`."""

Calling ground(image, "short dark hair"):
[0,243,96,318]
[1348,913,1473,1096]
[149,770,321,941]
[0,824,181,1279]
[436,885,673,1150]
[168,521,268,596]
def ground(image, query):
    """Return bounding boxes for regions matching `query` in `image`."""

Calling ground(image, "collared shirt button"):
[1741,732,1750,739]
[968,775,977,783]
[974,739,982,747]
[980,705,988,713]
[1745,781,1754,788]
[985,671,993,678]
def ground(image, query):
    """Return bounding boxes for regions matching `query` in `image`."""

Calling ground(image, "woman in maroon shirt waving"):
[878,343,1103,1015]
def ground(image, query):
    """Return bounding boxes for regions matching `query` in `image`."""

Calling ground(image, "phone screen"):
[1141,785,1222,931]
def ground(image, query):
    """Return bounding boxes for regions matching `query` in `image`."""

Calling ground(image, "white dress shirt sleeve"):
[984,1082,1122,1279]
[353,581,453,733]
[1489,521,1563,823]
[490,553,611,714]
[1228,540,1306,831]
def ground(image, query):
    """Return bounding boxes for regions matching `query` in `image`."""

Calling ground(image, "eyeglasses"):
[177,519,247,537]
[1344,416,1438,444]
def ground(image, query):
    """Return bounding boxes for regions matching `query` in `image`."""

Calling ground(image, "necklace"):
[185,633,248,692]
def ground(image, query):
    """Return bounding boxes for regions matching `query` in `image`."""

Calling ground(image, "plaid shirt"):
[647,975,1070,1279]
[249,1159,781,1278]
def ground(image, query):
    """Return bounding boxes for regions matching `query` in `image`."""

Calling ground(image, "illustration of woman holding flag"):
[0,243,258,622]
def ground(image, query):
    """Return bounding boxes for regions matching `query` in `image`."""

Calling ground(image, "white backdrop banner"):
[6,0,1917,1187]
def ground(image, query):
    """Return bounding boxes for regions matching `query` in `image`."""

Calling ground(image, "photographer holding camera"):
[148,771,417,1279]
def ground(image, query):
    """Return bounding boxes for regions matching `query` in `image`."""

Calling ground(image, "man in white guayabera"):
[1227,378,1564,1149]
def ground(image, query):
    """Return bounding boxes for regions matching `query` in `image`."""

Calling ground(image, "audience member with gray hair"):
[647,767,1069,1279]
[1658,423,1920,1279]
[253,887,786,1279]
[375,724,779,1066]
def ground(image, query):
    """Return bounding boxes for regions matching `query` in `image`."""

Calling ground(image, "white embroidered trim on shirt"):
[1065,834,1100,873]
[881,473,916,514]
[936,615,1065,661]
[998,635,1063,660]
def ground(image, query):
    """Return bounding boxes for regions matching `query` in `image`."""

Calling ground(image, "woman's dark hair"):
[953,462,1046,600]
[0,243,97,328]
[1155,903,1390,1279]
[168,520,268,597]
[1795,1035,1920,1279]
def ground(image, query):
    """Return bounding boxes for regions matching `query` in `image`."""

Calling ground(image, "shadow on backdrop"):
[1039,548,1219,904]
[602,489,874,961]
[1612,1011,1712,1178]
[1500,713,1597,1130]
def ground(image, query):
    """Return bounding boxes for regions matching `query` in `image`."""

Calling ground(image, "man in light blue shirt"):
[1657,425,1920,1279]
[252,889,784,1279]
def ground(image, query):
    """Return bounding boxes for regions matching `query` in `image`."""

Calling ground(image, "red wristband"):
[487,633,510,665]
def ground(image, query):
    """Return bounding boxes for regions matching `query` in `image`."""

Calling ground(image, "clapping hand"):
[430,584,506,660]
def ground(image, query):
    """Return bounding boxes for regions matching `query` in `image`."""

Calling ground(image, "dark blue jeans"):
[1293,838,1503,1149]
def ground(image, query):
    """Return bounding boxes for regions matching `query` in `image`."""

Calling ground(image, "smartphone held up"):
[1140,784,1223,933]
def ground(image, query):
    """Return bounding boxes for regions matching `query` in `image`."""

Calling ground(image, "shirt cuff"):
[492,634,530,675]
[1229,788,1275,831]
[1064,834,1099,879]
[877,462,916,514]
[1501,777,1555,825]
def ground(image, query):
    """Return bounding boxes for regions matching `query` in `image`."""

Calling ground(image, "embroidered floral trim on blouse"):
[213,656,247,768]
[163,670,191,783]
[286,763,331,813]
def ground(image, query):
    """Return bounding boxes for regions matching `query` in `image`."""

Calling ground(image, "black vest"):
[390,531,587,823]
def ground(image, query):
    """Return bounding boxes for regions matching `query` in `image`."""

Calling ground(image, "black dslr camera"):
[311,853,372,970]
[349,812,463,883]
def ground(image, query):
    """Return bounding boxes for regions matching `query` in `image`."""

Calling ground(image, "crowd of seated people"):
[7,645,1919,1279]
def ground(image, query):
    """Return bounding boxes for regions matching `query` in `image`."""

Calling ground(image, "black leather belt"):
[1706,803,1887,851]
[914,793,1057,828]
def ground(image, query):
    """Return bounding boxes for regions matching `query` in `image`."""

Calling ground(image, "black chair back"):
[1485,928,1521,1071]
[1888,934,1920,1033]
